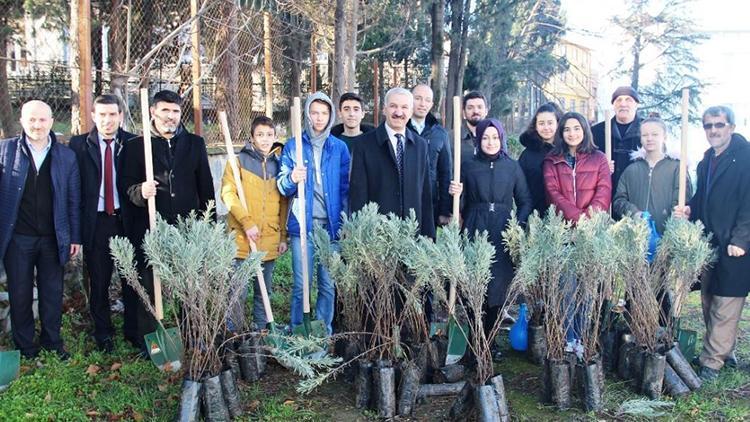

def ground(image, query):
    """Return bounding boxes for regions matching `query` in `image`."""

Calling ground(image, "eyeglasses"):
[703,122,729,130]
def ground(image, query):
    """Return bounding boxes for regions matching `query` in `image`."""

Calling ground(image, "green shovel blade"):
[445,317,469,366]
[0,350,20,389]
[676,328,698,363]
[293,313,327,338]
[144,326,183,372]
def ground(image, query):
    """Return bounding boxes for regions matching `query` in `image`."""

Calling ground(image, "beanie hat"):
[611,86,641,104]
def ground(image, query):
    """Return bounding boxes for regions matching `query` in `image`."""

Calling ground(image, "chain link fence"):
[1,0,325,144]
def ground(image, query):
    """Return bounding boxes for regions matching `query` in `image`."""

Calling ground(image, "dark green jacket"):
[612,149,692,234]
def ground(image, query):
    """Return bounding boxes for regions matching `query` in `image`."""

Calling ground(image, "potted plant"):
[110,203,260,420]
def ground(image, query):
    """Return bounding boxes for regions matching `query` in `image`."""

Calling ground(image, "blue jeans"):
[290,234,335,335]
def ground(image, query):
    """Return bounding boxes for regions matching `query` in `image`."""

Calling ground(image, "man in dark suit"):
[350,87,435,238]
[0,100,81,360]
[70,94,137,353]
[119,90,215,354]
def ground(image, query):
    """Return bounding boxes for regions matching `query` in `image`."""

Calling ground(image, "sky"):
[562,0,750,161]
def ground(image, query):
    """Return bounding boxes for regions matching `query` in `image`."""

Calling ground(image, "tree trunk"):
[107,0,129,127]
[0,28,16,138]
[92,10,103,97]
[430,0,445,118]
[334,0,358,107]
[70,0,93,135]
[445,0,466,127]
[631,33,641,91]
[215,0,239,135]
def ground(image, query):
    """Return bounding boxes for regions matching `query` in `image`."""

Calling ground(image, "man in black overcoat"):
[119,90,215,354]
[674,105,750,380]
[349,87,435,238]
[70,94,138,353]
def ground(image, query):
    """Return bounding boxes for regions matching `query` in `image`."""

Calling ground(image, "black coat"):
[407,113,453,220]
[461,152,532,307]
[70,128,136,249]
[118,126,215,252]
[690,133,750,297]
[518,131,553,216]
[349,123,435,238]
[592,115,642,197]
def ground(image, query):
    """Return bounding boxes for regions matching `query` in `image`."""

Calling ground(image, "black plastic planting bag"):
[618,341,636,380]
[578,360,604,412]
[251,332,267,376]
[600,329,617,372]
[373,366,396,418]
[237,338,258,382]
[666,344,701,391]
[202,375,230,421]
[355,360,373,409]
[224,343,241,383]
[220,369,243,418]
[449,381,475,420]
[549,360,572,410]
[663,362,690,397]
[628,347,646,390]
[542,359,553,403]
[178,379,202,422]
[343,341,360,383]
[641,352,666,400]
[397,361,420,416]
[435,364,465,384]
[474,385,501,422]
[489,375,510,422]
[528,325,547,365]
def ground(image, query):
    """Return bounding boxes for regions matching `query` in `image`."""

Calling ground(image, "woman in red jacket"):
[543,112,612,222]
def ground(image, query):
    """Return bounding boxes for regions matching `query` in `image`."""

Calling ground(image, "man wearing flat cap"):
[592,86,642,195]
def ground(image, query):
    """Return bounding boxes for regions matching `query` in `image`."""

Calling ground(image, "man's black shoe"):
[725,355,738,369]
[699,366,719,381]
[20,350,39,360]
[97,338,115,354]
[54,349,71,361]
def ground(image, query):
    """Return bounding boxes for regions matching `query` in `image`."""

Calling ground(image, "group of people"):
[0,84,747,384]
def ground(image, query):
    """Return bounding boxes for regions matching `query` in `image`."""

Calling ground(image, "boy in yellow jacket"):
[221,116,288,331]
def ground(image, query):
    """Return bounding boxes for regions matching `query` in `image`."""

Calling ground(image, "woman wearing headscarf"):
[449,118,532,359]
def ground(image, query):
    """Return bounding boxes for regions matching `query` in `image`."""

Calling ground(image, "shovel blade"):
[445,318,468,366]
[676,328,698,363]
[0,350,20,389]
[293,314,328,338]
[144,326,183,372]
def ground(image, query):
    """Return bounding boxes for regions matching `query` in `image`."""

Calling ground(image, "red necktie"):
[104,139,115,215]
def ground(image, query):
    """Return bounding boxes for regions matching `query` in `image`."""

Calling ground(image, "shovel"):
[288,97,327,339]
[674,89,697,363]
[218,111,286,350]
[138,88,182,371]
[429,96,469,366]
[0,350,20,390]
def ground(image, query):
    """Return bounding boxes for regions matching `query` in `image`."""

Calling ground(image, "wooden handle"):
[292,97,310,314]
[604,109,612,162]
[219,112,248,210]
[678,88,689,208]
[249,239,274,324]
[140,88,163,321]
[452,96,461,219]
[220,111,273,324]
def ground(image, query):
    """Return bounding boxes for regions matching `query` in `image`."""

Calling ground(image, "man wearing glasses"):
[673,105,750,381]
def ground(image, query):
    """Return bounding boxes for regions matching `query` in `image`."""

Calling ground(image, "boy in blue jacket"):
[277,92,350,335]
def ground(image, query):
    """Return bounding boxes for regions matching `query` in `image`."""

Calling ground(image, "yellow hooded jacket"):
[221,142,288,261]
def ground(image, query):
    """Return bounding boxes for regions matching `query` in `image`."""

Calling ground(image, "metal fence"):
[2,0,322,144]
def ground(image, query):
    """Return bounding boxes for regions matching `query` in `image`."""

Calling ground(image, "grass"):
[0,258,748,421]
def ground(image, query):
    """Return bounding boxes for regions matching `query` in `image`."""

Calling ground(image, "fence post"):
[191,0,202,135]
[71,0,93,135]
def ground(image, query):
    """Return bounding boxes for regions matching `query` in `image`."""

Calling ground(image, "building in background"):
[544,39,597,122]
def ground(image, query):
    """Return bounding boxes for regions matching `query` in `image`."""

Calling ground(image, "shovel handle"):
[292,98,311,315]
[678,88,689,208]
[452,96,461,220]
[140,88,163,321]
[249,239,275,324]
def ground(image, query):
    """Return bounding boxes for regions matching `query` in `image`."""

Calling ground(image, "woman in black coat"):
[449,118,532,343]
[518,102,563,216]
